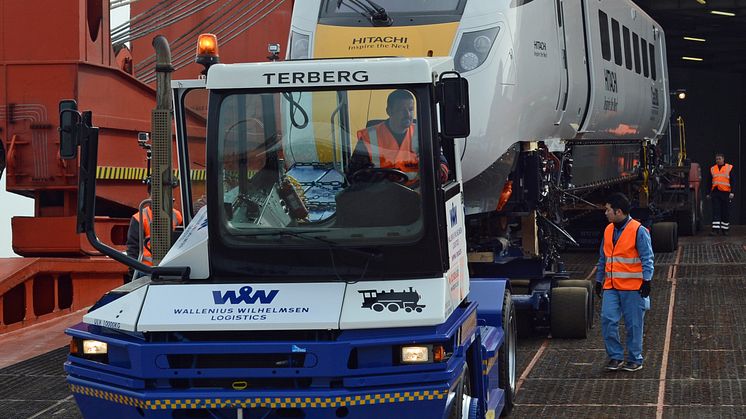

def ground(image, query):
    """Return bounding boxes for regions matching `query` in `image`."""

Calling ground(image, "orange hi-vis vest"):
[711,163,733,192]
[603,218,644,291]
[133,206,183,266]
[356,122,419,184]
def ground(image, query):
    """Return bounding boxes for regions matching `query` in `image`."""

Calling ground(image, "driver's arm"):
[347,138,373,177]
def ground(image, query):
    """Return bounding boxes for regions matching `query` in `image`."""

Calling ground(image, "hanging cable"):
[137,0,287,83]
[112,0,216,45]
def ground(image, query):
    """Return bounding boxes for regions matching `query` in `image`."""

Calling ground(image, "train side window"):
[623,26,633,70]
[632,33,641,74]
[598,10,611,61]
[649,44,657,81]
[611,18,622,66]
[641,38,650,78]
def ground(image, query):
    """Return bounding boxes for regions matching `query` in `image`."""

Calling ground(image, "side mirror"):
[438,73,470,139]
[59,100,79,160]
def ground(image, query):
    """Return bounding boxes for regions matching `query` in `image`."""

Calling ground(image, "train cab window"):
[598,10,611,62]
[649,44,657,81]
[641,38,650,78]
[611,18,623,66]
[622,26,633,70]
[632,33,641,74]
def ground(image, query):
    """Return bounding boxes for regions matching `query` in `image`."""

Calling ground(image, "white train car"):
[289,0,669,214]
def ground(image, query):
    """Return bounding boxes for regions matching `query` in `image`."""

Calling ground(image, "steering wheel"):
[349,168,409,185]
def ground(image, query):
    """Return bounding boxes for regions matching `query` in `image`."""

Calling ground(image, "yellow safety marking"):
[95,166,206,181]
[69,384,447,410]
[482,354,497,376]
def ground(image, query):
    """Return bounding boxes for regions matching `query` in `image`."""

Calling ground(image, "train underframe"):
[465,139,698,338]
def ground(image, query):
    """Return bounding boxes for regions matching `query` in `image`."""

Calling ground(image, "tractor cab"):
[170,57,470,284]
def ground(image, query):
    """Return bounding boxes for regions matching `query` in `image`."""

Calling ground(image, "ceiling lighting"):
[682,56,704,62]
[710,10,735,17]
[683,36,706,42]
[673,89,687,100]
[696,0,706,4]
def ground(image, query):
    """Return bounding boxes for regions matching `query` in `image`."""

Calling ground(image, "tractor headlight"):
[400,344,447,364]
[454,27,500,73]
[83,340,108,355]
[401,346,430,363]
[289,31,310,60]
[70,338,109,363]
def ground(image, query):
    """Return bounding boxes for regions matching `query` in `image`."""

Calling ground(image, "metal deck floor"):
[3,230,746,418]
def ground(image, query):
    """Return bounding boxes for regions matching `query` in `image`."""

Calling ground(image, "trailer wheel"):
[677,194,697,236]
[556,280,594,331]
[499,290,516,416]
[651,222,678,253]
[550,287,589,338]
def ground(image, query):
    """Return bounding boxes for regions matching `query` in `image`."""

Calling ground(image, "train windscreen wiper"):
[337,0,393,26]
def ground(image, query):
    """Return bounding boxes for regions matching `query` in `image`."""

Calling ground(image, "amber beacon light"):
[196,33,220,74]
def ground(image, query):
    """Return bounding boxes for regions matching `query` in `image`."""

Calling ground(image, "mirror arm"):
[74,116,156,276]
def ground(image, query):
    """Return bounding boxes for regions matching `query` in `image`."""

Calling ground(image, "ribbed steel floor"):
[3,230,746,418]
[514,229,746,418]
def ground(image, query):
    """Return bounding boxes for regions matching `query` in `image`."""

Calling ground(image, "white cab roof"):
[206,57,454,89]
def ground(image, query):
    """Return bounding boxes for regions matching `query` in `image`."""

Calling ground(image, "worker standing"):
[595,193,654,372]
[707,153,734,236]
[125,198,183,280]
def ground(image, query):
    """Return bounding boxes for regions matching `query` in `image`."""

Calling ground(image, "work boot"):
[709,230,718,236]
[723,230,730,236]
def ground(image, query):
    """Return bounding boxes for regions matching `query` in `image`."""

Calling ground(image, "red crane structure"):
[0,0,292,333]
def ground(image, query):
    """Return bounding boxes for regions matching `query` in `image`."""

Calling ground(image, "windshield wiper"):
[241,229,382,258]
[337,0,392,26]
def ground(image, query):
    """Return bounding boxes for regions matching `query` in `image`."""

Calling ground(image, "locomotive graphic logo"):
[358,287,425,313]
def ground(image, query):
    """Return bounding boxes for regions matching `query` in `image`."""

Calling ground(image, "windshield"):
[217,87,426,246]
[322,0,463,15]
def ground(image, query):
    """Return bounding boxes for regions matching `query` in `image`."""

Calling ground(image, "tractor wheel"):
[447,364,473,419]
[550,287,589,338]
[499,290,516,416]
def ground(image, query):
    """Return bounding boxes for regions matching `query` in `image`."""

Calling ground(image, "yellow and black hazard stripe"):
[95,166,206,181]
[482,354,497,376]
[70,384,447,410]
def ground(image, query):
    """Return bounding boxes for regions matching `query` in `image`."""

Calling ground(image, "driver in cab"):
[347,89,449,186]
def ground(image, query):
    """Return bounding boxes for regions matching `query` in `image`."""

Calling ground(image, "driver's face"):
[387,99,415,134]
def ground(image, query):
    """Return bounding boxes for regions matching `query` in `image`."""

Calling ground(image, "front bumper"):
[69,376,449,418]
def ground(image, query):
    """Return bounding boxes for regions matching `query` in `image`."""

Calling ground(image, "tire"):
[516,310,533,337]
[447,364,472,419]
[677,193,697,236]
[651,222,677,253]
[556,280,594,331]
[550,287,589,338]
[499,290,516,416]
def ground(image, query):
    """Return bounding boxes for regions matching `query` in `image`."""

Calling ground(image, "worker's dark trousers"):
[711,189,731,232]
